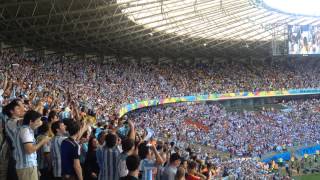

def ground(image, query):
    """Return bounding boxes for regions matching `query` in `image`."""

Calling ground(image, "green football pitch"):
[293,174,320,180]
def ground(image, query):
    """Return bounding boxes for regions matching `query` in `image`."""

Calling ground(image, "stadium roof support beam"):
[1,0,317,59]
[69,0,248,43]
[67,2,254,53]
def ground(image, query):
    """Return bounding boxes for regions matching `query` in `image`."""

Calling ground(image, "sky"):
[264,0,320,16]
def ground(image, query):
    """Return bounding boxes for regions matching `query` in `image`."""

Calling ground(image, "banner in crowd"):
[119,88,320,117]
[184,119,209,132]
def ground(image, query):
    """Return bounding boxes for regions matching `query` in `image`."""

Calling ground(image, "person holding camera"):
[138,142,164,180]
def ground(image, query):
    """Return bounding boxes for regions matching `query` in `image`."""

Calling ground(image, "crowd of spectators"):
[0,50,320,121]
[128,99,320,157]
[0,50,320,180]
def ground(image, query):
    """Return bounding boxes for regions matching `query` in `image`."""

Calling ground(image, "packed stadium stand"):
[1,0,320,180]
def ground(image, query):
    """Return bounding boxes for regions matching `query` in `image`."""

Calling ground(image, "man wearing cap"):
[161,153,181,180]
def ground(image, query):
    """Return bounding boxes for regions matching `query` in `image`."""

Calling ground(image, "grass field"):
[293,174,320,180]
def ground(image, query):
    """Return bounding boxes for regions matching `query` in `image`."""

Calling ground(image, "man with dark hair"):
[61,121,83,180]
[120,155,141,180]
[48,110,59,137]
[186,161,206,180]
[36,122,51,180]
[118,120,136,178]
[161,153,181,180]
[3,99,25,149]
[62,118,74,133]
[96,133,121,180]
[14,110,51,180]
[138,142,164,180]
[118,138,136,178]
[1,98,25,180]
[50,121,67,180]
[48,110,59,122]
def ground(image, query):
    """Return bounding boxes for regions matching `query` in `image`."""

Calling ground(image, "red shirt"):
[186,174,201,180]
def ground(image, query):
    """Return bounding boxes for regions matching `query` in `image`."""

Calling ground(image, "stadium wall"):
[119,88,320,117]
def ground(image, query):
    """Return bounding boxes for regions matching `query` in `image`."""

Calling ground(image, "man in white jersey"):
[50,121,67,180]
[14,110,50,180]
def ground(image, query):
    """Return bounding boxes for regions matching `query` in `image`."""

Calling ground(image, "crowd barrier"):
[119,88,320,117]
[262,144,320,163]
[295,145,320,157]
[262,152,291,163]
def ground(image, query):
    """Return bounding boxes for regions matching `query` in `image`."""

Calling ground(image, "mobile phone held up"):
[117,120,130,138]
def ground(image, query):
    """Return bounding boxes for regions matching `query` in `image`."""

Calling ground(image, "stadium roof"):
[0,0,319,59]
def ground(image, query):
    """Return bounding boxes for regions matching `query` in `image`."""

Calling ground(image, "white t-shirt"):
[117,153,128,177]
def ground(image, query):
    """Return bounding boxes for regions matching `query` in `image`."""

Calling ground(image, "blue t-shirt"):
[80,142,88,164]
[61,137,80,176]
